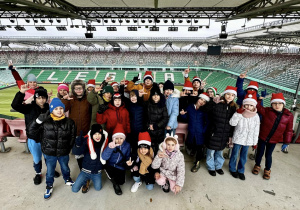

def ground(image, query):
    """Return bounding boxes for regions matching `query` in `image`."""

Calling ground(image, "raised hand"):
[20,84,30,93]
[180,109,187,115]
[239,68,248,79]
[63,94,73,100]
[126,157,133,166]
[157,150,167,158]
[120,77,126,85]
[184,66,190,75]
[139,88,147,97]
[132,74,139,83]
[48,89,53,98]
[192,90,198,96]
[94,86,102,93]
[105,76,112,83]
[200,80,207,89]
[108,141,116,149]
[37,110,50,124]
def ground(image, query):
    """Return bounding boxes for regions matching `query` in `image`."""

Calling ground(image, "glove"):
[8,65,14,71]
[36,110,50,124]
[75,131,87,147]
[97,104,108,114]
[261,89,267,98]
[237,107,244,114]
[132,75,139,83]
[252,145,257,150]
[281,144,288,151]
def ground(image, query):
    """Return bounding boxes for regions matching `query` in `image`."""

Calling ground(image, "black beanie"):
[163,80,174,91]
[34,86,48,101]
[150,84,161,97]
[91,124,104,137]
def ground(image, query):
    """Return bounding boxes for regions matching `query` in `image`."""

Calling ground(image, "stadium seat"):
[176,122,188,147]
[0,118,12,153]
[5,119,29,153]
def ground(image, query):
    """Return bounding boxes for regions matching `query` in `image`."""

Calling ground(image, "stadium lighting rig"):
[219,21,228,39]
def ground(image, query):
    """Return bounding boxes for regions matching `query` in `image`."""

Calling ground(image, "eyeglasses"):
[74,88,83,91]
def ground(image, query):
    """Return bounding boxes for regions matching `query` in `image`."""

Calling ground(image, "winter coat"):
[236,77,262,107]
[146,100,169,145]
[72,130,109,174]
[165,94,179,129]
[181,104,209,145]
[11,91,49,137]
[96,103,130,137]
[28,117,76,156]
[61,94,91,136]
[101,141,131,170]
[126,81,154,101]
[229,112,260,146]
[206,101,237,150]
[178,95,198,123]
[151,143,185,187]
[256,100,293,144]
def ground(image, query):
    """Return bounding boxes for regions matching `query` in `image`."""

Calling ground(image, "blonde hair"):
[165,137,177,144]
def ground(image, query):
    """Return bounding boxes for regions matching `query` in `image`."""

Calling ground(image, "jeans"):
[27,138,42,173]
[255,139,276,170]
[133,176,154,190]
[72,171,102,192]
[44,154,71,187]
[229,144,249,174]
[206,149,224,171]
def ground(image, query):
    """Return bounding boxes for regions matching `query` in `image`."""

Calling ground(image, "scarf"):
[242,108,257,118]
[165,149,176,159]
[50,113,66,121]
[138,147,154,175]
[103,96,110,103]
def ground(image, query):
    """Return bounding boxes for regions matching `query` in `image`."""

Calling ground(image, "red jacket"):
[257,101,293,144]
[96,103,130,136]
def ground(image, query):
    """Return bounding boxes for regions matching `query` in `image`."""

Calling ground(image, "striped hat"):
[206,87,217,96]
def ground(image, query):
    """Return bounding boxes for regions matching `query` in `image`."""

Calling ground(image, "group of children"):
[9,63,294,200]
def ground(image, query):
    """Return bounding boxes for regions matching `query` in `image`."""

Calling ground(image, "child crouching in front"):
[72,124,109,193]
[151,134,185,195]
[229,90,260,180]
[130,131,158,193]
[102,123,131,195]
[28,98,76,200]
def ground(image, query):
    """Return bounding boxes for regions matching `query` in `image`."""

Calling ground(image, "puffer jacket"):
[181,104,209,145]
[72,130,109,174]
[11,91,49,137]
[101,141,131,170]
[96,102,130,137]
[206,101,237,150]
[257,100,293,144]
[28,117,76,156]
[229,112,260,146]
[165,94,179,129]
[146,100,169,145]
[151,143,185,187]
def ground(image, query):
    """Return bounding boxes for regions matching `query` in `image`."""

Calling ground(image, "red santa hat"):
[183,80,193,90]
[87,79,96,88]
[247,81,259,91]
[138,132,151,148]
[112,123,126,141]
[222,86,237,96]
[143,71,153,82]
[110,82,119,87]
[243,90,257,106]
[192,76,201,84]
[270,93,286,105]
[199,92,210,102]
[57,83,69,93]
[206,87,217,96]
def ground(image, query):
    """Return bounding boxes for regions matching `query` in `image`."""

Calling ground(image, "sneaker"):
[65,178,74,186]
[131,182,142,193]
[208,170,216,176]
[44,186,53,200]
[54,171,60,178]
[238,173,245,180]
[216,169,224,175]
[33,173,42,185]
[230,171,239,178]
[161,180,170,193]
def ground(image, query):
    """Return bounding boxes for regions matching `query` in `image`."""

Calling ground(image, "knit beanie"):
[206,87,217,96]
[150,85,161,97]
[57,83,69,93]
[34,86,48,101]
[87,124,108,162]
[49,98,65,113]
[163,80,174,91]
[102,85,114,95]
[91,123,104,137]
[27,74,37,82]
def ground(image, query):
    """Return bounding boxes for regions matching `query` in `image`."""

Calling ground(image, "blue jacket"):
[101,141,131,170]
[236,77,262,107]
[166,94,179,129]
[127,90,145,135]
[181,104,209,145]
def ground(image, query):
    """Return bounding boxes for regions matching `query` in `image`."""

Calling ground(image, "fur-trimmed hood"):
[71,79,86,96]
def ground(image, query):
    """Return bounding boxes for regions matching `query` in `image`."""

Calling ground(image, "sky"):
[0,18,278,38]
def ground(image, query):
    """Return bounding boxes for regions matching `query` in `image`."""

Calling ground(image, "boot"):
[110,178,122,195]
[191,161,201,173]
[82,180,90,193]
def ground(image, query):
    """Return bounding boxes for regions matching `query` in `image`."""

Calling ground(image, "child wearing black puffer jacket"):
[72,124,109,193]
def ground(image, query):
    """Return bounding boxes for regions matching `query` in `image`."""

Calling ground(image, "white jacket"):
[229,112,260,146]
